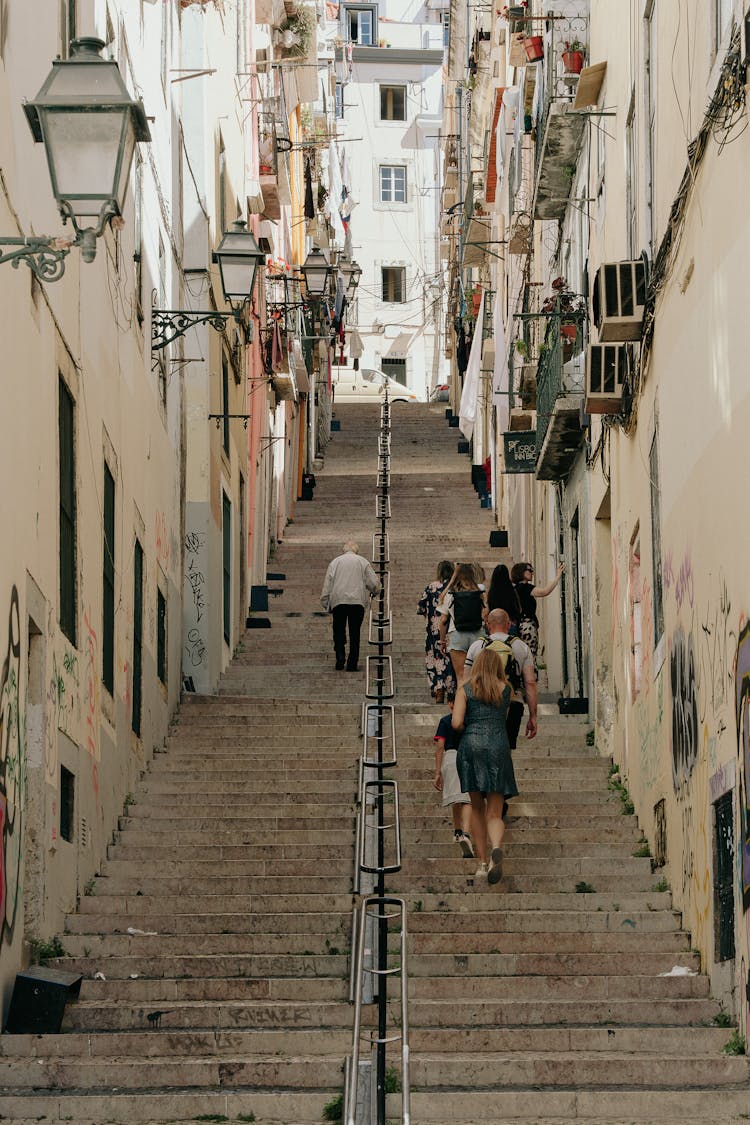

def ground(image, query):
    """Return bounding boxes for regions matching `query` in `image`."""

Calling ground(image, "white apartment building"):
[333,0,447,398]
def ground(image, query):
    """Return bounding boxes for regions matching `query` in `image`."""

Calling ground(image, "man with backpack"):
[463,608,537,749]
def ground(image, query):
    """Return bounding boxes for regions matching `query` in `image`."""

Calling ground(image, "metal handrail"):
[359,780,402,873]
[375,495,391,519]
[345,896,410,1125]
[368,610,392,646]
[371,532,390,564]
[365,654,394,699]
[362,703,397,767]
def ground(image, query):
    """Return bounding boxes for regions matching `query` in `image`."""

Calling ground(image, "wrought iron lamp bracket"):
[0,236,73,282]
[152,308,249,352]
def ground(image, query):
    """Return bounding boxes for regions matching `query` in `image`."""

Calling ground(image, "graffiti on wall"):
[670,626,699,789]
[0,588,25,946]
[184,532,206,627]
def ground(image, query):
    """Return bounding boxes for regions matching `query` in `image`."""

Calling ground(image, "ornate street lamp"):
[339,254,362,297]
[152,220,266,352]
[213,220,266,308]
[301,246,333,300]
[0,37,150,279]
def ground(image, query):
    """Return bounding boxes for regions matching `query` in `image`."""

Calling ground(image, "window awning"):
[484,88,505,204]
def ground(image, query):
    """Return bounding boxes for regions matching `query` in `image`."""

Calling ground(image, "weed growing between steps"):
[29,936,65,964]
[323,1093,343,1121]
[608,765,635,815]
[633,838,651,857]
[652,877,670,892]
[722,1030,747,1055]
[713,1008,733,1026]
[575,881,595,893]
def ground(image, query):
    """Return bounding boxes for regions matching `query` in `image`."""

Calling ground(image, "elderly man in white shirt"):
[463,608,538,747]
[321,540,381,671]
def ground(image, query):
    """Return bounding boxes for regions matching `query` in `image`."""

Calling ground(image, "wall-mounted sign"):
[502,431,537,473]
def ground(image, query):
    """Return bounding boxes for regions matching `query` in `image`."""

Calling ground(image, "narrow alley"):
[0,402,747,1123]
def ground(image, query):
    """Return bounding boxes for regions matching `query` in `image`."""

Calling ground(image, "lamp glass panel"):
[219,258,256,300]
[114,122,136,211]
[42,108,127,216]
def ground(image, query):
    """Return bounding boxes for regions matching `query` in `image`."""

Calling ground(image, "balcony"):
[535,314,586,481]
[531,9,589,220]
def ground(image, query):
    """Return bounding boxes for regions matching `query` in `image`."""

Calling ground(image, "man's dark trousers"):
[332,603,366,669]
[507,700,525,750]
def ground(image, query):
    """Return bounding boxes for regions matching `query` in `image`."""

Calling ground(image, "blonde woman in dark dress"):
[452,648,519,886]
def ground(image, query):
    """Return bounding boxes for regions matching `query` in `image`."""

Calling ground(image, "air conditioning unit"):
[586,344,628,413]
[592,260,647,342]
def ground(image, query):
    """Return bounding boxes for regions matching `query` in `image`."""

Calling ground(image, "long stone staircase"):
[0,402,747,1123]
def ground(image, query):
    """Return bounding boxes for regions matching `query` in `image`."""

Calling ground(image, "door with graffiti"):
[570,507,585,699]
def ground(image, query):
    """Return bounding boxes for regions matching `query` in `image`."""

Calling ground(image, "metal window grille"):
[382,358,407,385]
[132,539,143,737]
[102,463,115,695]
[58,377,77,645]
[222,354,230,454]
[714,792,735,962]
[60,765,75,843]
[222,493,231,644]
[157,588,167,685]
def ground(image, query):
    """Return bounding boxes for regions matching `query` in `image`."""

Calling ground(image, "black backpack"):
[451,589,484,632]
[482,637,522,695]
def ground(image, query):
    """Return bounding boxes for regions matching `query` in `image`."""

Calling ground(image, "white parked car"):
[331,366,418,404]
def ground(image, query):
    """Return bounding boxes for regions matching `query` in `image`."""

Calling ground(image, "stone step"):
[0,1090,338,1123]
[400,1089,750,1121]
[2,1024,731,1061]
[59,996,721,1032]
[65,911,352,935]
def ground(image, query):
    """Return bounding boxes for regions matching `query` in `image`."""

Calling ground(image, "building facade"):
[334,0,447,398]
[442,0,750,1031]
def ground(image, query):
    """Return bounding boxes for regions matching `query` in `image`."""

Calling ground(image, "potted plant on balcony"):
[523,33,544,63]
[542,277,586,360]
[562,39,586,74]
[275,4,315,58]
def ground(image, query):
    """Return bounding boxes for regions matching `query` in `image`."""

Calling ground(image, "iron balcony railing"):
[532,11,590,177]
[534,310,586,459]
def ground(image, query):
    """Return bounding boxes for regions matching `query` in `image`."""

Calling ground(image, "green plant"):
[722,1031,747,1055]
[237,1115,256,1123]
[562,163,576,179]
[608,762,620,776]
[82,945,91,958]
[323,1093,343,1121]
[84,877,96,896]
[414,900,423,913]
[713,1010,733,1027]
[29,937,65,965]
[633,841,651,858]
[195,1116,229,1123]
[514,339,529,358]
[585,728,595,746]
[608,771,635,815]
[575,881,595,894]
[385,1067,402,1093]
[652,877,669,893]
[124,792,135,808]
[563,38,585,52]
[277,4,316,57]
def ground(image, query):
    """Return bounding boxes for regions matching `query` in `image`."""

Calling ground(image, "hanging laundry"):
[304,157,315,220]
[455,318,469,376]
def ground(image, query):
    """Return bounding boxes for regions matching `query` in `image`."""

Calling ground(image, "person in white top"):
[320,540,381,671]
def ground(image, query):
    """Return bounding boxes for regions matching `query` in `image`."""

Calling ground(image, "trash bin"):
[6,966,82,1034]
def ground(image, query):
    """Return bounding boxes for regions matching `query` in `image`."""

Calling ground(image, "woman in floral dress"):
[418,560,457,703]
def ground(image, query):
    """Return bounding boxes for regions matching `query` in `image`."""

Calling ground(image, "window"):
[102,463,115,695]
[335,82,344,119]
[629,528,642,700]
[442,11,450,47]
[649,430,664,647]
[347,7,374,44]
[132,539,143,736]
[382,358,407,385]
[218,140,227,235]
[58,377,77,645]
[60,766,75,843]
[380,165,407,203]
[643,0,657,251]
[222,494,231,644]
[625,89,637,257]
[714,792,735,961]
[222,353,230,455]
[134,157,144,324]
[713,0,732,56]
[157,588,166,685]
[380,85,406,121]
[382,266,406,303]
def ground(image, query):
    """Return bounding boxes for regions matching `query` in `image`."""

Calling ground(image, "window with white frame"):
[380,165,407,203]
[625,89,637,257]
[380,85,406,121]
[347,6,375,44]
[442,11,450,48]
[381,267,406,303]
[713,0,732,56]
